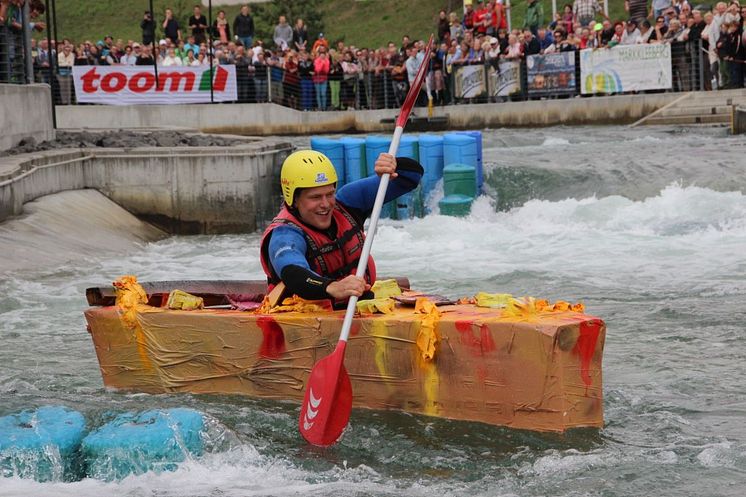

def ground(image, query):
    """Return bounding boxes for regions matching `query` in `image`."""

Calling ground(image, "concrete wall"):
[0,138,293,234]
[732,106,746,134]
[56,93,681,135]
[0,84,55,151]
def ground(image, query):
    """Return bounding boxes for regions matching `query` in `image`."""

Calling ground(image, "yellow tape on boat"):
[474,292,514,308]
[371,279,402,299]
[113,275,152,370]
[356,298,395,315]
[414,297,441,361]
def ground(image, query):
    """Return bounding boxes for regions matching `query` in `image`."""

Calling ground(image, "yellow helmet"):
[280,150,338,205]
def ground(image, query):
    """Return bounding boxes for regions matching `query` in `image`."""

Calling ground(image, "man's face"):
[194,7,201,15]
[295,185,337,230]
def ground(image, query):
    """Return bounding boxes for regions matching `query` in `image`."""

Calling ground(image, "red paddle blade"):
[396,34,435,128]
[299,341,353,446]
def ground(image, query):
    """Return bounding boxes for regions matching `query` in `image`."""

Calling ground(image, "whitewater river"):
[1,125,745,496]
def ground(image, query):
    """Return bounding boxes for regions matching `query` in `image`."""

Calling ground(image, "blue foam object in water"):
[0,406,87,482]
[310,137,346,188]
[82,408,204,481]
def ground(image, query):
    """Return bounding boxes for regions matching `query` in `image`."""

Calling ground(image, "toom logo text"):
[72,65,237,105]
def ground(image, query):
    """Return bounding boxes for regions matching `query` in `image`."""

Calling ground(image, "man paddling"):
[260,149,423,305]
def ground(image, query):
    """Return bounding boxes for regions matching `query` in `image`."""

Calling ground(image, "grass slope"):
[50,0,628,48]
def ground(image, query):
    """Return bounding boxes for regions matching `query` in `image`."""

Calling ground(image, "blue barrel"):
[310,137,345,187]
[443,164,477,198]
[394,136,420,220]
[82,408,204,481]
[340,137,366,185]
[365,135,394,218]
[418,134,444,211]
[364,135,391,176]
[0,406,87,481]
[439,194,474,217]
[397,135,419,160]
[457,131,483,192]
[444,133,479,194]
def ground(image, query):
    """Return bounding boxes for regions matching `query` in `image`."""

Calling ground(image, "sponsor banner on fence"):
[72,65,238,105]
[580,44,672,94]
[527,52,576,96]
[488,60,522,97]
[454,64,486,99]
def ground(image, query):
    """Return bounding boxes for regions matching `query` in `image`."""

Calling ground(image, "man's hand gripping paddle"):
[299,35,435,447]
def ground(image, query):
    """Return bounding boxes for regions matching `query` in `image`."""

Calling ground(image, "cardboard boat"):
[83,279,605,433]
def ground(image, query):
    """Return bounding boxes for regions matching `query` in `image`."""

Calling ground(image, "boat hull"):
[84,303,605,433]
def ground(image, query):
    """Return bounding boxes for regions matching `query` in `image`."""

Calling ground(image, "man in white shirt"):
[121,44,139,65]
[620,19,642,44]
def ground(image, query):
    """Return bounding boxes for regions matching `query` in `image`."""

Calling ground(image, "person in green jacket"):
[524,0,545,37]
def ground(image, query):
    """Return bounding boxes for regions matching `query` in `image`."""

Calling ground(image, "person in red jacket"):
[260,150,423,305]
[313,48,330,110]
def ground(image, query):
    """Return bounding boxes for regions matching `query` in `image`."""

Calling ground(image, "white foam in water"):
[540,137,571,147]
[372,183,746,297]
[696,441,736,468]
[3,181,746,496]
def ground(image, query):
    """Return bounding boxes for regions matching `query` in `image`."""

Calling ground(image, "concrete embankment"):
[0,84,55,150]
[56,93,681,135]
[0,189,165,274]
[0,134,293,235]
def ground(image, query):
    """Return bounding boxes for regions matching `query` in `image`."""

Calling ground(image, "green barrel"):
[439,194,474,217]
[443,164,477,198]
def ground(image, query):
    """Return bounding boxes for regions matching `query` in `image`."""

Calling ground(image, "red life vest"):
[260,203,377,293]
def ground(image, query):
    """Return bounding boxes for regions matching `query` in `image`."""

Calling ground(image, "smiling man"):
[260,150,423,305]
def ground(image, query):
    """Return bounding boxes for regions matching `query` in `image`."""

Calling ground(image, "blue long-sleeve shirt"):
[267,158,423,298]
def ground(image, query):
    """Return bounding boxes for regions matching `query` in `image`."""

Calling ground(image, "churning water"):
[1,126,745,496]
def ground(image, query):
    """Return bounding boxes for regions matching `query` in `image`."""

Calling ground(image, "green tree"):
[251,0,325,47]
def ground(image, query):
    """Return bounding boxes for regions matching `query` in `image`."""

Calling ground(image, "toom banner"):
[580,44,672,94]
[488,60,522,97]
[72,65,238,105]
[527,52,576,96]
[454,64,486,99]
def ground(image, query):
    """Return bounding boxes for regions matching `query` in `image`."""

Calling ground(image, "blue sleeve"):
[336,168,422,214]
[267,225,316,276]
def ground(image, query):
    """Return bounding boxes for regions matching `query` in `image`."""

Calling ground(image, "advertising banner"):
[487,60,522,97]
[453,64,487,99]
[72,65,238,105]
[527,52,576,96]
[580,44,672,94]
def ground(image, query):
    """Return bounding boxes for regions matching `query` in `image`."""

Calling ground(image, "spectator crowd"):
[9,1,746,106]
